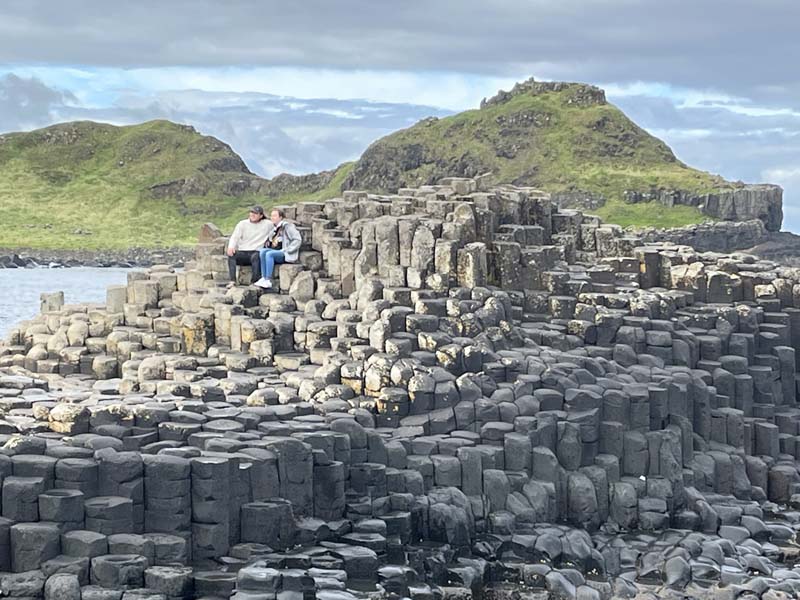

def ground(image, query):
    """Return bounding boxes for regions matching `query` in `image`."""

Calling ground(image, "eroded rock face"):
[639,219,769,253]
[480,78,608,109]
[706,185,784,232]
[3,177,800,599]
[626,184,784,232]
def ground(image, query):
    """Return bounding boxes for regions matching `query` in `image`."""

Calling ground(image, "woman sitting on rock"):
[255,208,302,289]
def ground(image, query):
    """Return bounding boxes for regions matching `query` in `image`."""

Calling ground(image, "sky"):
[1,0,798,230]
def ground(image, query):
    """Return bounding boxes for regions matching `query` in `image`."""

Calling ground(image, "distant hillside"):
[0,120,268,249]
[340,79,743,228]
[0,119,360,249]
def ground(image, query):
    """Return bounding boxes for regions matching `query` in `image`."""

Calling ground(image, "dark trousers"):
[228,251,261,284]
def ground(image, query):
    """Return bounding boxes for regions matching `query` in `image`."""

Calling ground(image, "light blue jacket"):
[267,221,302,262]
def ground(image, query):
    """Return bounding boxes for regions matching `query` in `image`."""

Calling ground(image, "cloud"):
[763,167,800,225]
[12,66,519,111]
[0,1,798,107]
[0,78,451,177]
[0,74,77,132]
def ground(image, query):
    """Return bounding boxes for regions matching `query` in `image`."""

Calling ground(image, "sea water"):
[0,267,135,339]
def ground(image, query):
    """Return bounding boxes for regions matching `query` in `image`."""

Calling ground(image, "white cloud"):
[647,128,715,140]
[763,167,800,185]
[603,81,738,107]
[766,168,800,223]
[712,105,800,119]
[305,108,363,120]
[12,66,522,111]
[1,0,797,110]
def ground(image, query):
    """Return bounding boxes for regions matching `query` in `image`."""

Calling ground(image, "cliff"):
[626,184,783,232]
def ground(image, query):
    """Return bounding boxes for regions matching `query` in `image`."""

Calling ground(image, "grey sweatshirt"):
[266,221,302,262]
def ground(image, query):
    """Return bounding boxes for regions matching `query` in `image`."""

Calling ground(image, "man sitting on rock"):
[226,205,272,287]
[255,208,302,289]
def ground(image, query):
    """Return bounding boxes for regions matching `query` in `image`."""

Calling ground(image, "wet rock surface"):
[2,177,800,599]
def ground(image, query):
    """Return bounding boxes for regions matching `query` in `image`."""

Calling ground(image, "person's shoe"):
[226,282,236,289]
[254,278,272,289]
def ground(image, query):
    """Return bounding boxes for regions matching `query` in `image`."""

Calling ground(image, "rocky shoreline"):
[0,247,194,269]
[5,222,798,271]
[2,177,800,599]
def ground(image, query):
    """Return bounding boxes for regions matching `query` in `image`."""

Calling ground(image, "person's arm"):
[227,222,242,254]
[285,223,302,254]
[262,223,275,247]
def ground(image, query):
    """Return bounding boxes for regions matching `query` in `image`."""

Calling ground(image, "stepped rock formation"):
[3,178,800,599]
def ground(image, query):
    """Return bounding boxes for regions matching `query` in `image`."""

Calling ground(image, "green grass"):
[594,199,711,229]
[0,120,351,250]
[0,121,242,249]
[0,168,263,250]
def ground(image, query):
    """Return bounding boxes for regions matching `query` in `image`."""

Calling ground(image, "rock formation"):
[2,178,800,599]
[637,219,769,253]
[625,184,784,232]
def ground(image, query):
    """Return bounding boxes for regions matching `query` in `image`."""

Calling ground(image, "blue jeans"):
[259,249,285,279]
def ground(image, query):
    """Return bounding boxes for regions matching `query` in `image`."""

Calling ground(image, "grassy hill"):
[342,80,733,228]
[0,119,359,250]
[0,120,264,249]
[0,120,351,250]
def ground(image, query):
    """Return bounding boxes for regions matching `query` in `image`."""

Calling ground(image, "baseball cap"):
[249,205,265,215]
